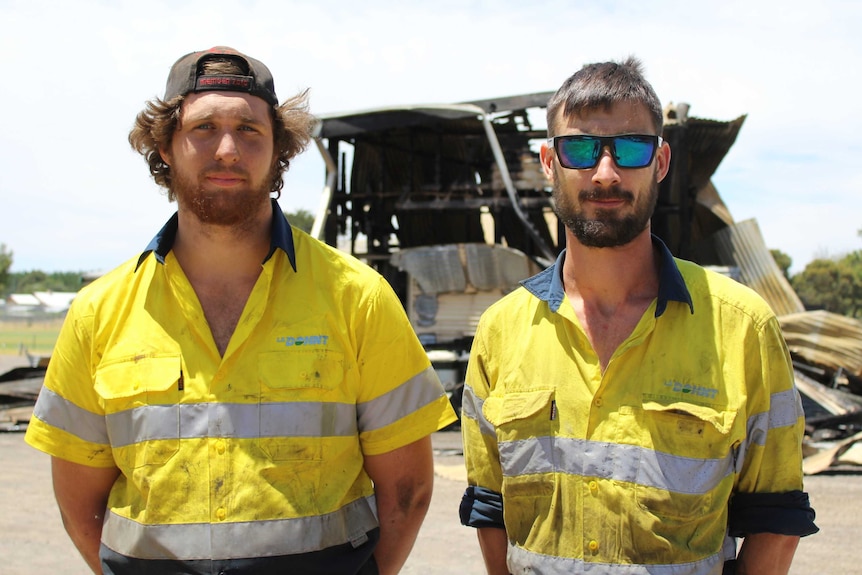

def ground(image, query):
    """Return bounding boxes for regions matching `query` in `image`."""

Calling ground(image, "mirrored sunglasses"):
[549,134,661,170]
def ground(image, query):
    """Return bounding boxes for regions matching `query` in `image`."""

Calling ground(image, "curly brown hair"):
[128,58,317,201]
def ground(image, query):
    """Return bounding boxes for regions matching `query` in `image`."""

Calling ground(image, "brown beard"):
[170,165,275,229]
[551,169,658,248]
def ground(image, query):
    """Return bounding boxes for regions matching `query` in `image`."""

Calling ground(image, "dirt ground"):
[2,354,860,574]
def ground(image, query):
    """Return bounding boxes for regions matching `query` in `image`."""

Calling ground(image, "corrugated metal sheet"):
[655,110,746,259]
[711,218,805,317]
[780,310,862,377]
[410,289,505,342]
[390,243,534,294]
[390,246,467,294]
[392,243,539,343]
[665,113,747,193]
[795,368,862,419]
[463,244,532,291]
[694,181,734,227]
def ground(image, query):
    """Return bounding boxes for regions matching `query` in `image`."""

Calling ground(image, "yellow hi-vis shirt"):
[461,238,814,575]
[26,202,457,565]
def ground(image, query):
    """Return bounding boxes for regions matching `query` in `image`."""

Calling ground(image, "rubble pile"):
[0,362,45,432]
[779,310,862,473]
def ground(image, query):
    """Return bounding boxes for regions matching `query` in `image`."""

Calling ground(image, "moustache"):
[202,167,250,178]
[578,187,634,203]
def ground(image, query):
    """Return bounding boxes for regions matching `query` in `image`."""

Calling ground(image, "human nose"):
[214,132,240,163]
[591,146,621,187]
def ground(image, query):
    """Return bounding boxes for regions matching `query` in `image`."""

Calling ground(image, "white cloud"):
[1,0,860,274]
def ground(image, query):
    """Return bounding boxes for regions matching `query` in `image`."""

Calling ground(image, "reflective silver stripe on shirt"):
[104,402,359,447]
[356,365,448,432]
[32,387,109,445]
[37,368,444,447]
[736,388,803,472]
[508,543,729,575]
[499,437,734,496]
[768,388,804,430]
[460,385,496,437]
[101,494,378,560]
[743,388,802,449]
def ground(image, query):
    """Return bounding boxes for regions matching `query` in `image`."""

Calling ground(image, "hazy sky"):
[2,0,860,274]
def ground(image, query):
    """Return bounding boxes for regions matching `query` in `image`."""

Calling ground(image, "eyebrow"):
[182,111,268,127]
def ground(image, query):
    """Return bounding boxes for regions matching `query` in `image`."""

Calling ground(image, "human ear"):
[159,146,172,167]
[655,140,671,183]
[540,141,556,183]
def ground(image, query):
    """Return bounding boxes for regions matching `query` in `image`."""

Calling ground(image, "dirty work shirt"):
[26,200,457,573]
[460,238,817,575]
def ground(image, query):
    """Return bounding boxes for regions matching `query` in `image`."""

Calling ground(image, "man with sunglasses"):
[459,57,817,575]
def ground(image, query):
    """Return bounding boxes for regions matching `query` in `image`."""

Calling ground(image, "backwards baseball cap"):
[163,46,278,107]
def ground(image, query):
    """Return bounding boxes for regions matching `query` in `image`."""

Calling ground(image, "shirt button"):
[589,480,598,493]
[594,397,603,407]
[588,540,599,553]
[216,508,226,521]
[216,440,226,454]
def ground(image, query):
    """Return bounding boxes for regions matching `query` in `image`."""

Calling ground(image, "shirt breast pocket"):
[257,349,346,462]
[625,402,736,521]
[483,389,556,493]
[94,355,182,469]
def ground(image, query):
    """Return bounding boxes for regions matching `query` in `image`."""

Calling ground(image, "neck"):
[561,228,659,308]
[173,201,273,281]
[561,228,661,370]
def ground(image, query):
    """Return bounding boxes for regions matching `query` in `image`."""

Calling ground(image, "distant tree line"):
[772,248,862,318]
[0,242,87,297]
[0,244,10,295]
[5,270,86,296]
[284,208,314,233]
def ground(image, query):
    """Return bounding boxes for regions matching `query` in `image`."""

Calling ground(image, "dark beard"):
[171,167,273,229]
[552,180,658,248]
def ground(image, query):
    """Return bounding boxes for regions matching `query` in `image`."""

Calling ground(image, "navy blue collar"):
[135,199,297,272]
[521,235,694,317]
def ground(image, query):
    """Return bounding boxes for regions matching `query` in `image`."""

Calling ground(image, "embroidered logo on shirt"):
[277,335,330,347]
[663,380,718,400]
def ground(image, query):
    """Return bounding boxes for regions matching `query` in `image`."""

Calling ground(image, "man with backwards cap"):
[25,47,456,574]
